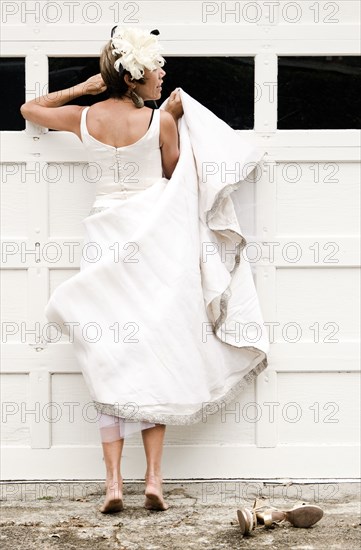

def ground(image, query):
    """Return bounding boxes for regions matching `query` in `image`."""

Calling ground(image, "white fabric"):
[98,412,155,442]
[81,105,161,440]
[81,106,163,200]
[44,89,269,429]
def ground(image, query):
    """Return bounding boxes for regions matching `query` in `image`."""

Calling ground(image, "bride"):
[20,27,269,514]
[21,27,183,513]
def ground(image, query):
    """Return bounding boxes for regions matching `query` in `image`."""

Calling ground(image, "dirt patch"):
[0,483,360,549]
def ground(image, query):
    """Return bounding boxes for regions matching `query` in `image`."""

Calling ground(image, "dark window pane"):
[0,58,25,130]
[49,57,108,105]
[160,57,254,130]
[278,56,361,129]
[49,56,254,130]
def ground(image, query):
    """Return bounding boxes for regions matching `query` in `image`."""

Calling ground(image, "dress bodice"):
[80,106,163,202]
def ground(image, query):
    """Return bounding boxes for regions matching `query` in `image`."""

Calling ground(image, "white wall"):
[1,1,360,480]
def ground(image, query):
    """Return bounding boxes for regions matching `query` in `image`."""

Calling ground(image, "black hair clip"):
[111,26,160,38]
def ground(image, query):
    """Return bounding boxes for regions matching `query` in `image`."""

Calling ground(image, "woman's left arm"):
[20,74,107,138]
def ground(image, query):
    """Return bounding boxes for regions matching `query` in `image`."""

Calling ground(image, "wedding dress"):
[44,89,270,442]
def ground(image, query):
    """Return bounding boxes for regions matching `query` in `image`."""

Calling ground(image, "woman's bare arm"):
[159,110,180,179]
[160,90,183,179]
[20,74,106,139]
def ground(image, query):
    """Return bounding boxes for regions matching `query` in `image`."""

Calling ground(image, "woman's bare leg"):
[99,438,124,513]
[141,424,169,510]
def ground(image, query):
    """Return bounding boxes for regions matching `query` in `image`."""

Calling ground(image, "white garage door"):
[1,1,360,480]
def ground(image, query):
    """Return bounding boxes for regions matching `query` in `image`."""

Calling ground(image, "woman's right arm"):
[20,74,107,139]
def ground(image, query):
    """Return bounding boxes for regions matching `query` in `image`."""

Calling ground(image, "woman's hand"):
[81,74,107,96]
[165,89,184,121]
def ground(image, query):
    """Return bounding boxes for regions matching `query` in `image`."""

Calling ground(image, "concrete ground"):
[0,481,360,549]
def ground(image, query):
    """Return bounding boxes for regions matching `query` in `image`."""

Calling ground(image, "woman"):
[21,28,183,513]
[21,27,270,519]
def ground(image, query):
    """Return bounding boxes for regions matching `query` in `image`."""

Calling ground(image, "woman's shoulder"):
[86,100,111,115]
[88,101,155,121]
[159,109,176,128]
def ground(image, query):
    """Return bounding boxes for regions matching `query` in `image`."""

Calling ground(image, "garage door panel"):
[48,163,95,237]
[275,268,359,342]
[1,374,31,446]
[276,162,360,236]
[277,372,360,444]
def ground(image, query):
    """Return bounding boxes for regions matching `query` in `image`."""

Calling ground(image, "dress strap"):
[147,108,155,129]
[80,106,90,141]
[146,108,160,144]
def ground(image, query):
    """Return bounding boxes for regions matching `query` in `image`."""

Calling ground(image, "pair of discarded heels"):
[237,497,324,535]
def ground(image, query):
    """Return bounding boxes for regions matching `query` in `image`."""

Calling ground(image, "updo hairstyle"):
[99,41,146,99]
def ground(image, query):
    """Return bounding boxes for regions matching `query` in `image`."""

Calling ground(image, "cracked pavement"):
[0,482,360,549]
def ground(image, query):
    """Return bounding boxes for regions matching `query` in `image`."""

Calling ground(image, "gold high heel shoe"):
[252,497,324,528]
[236,506,257,535]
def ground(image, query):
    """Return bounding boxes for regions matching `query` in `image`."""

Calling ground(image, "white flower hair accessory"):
[110,27,165,80]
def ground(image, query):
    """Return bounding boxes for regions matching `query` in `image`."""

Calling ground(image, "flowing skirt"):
[89,203,157,442]
[44,90,270,442]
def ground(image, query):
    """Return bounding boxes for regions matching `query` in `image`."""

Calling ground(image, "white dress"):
[44,89,270,442]
[83,106,162,440]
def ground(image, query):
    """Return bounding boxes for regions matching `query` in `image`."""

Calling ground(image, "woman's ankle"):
[145,467,162,475]
[106,474,123,486]
[145,471,163,482]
